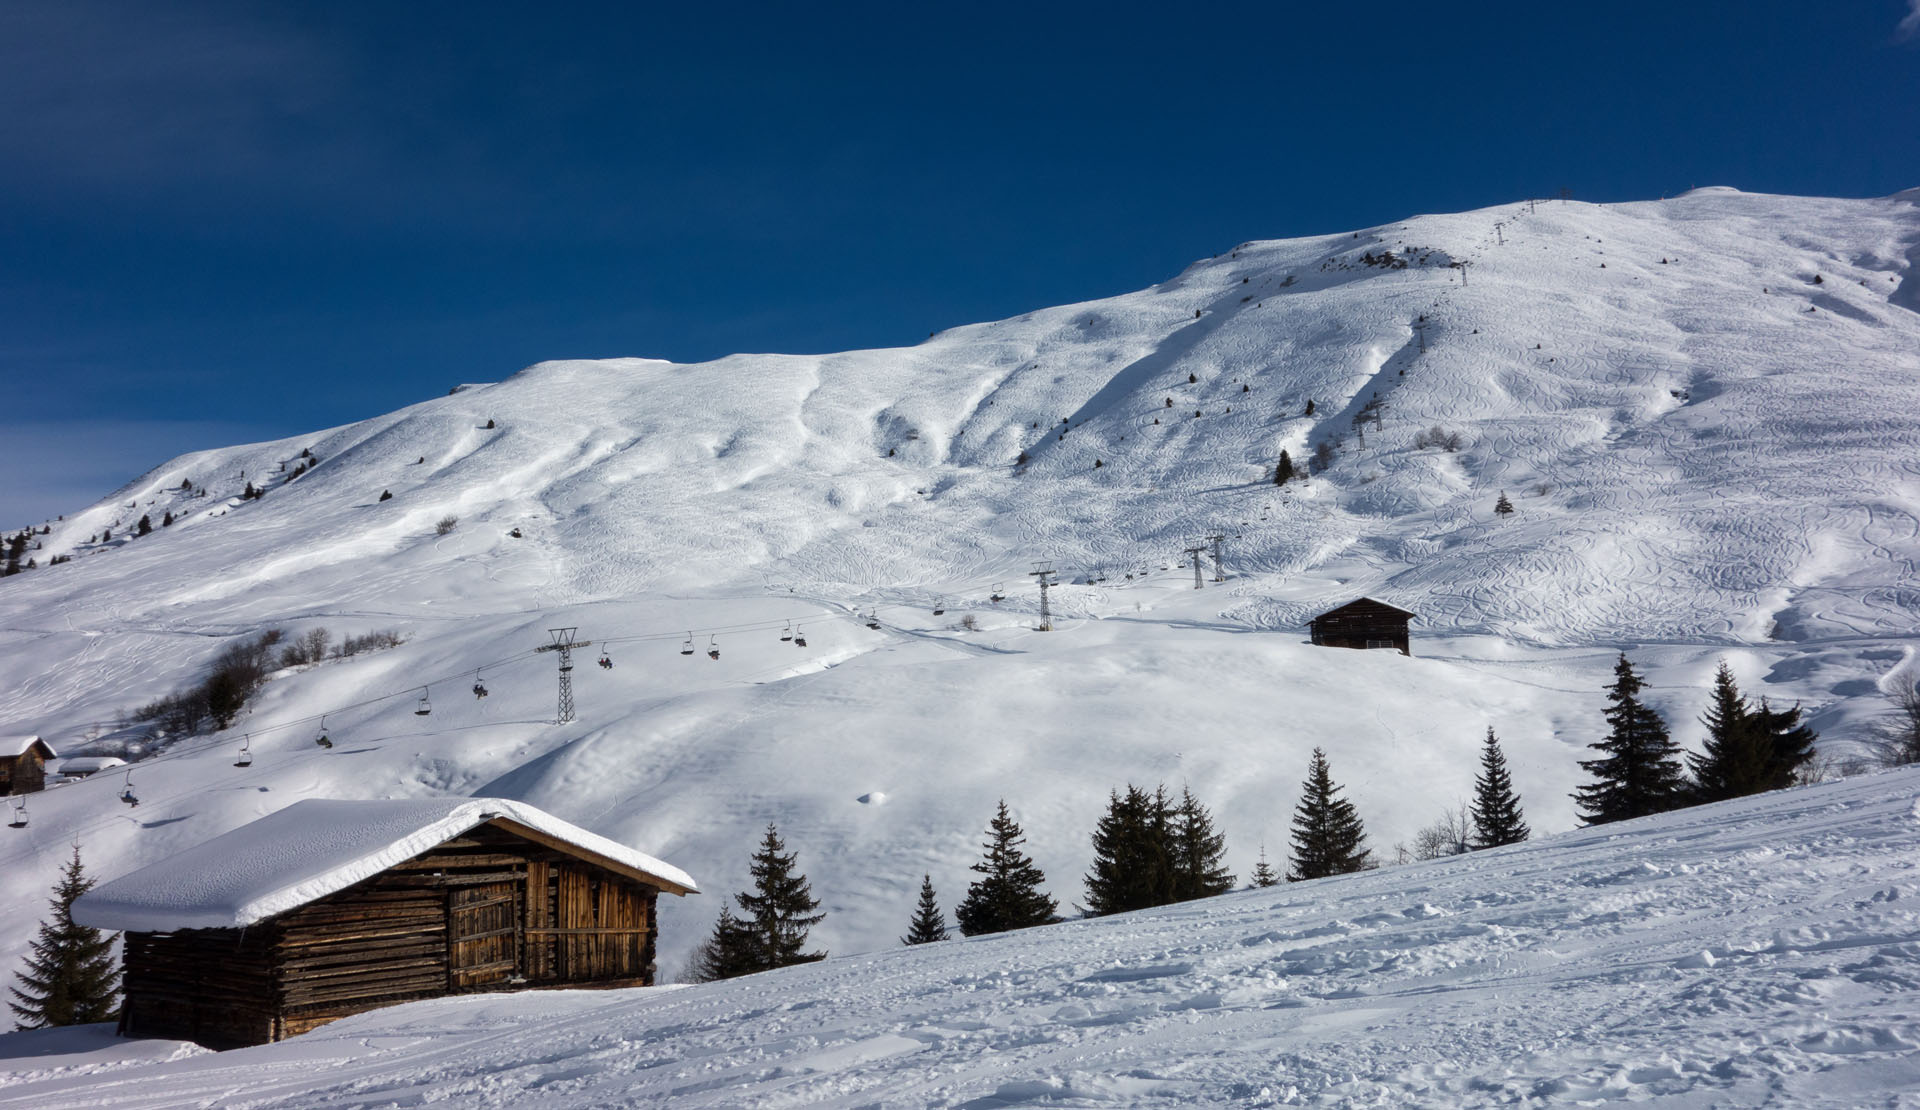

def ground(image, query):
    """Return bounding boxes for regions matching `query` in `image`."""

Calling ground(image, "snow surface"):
[1,187,1918,996]
[70,797,695,932]
[9,769,1920,1107]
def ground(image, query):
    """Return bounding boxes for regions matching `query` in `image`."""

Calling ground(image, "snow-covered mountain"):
[3,187,1919,995]
[9,766,1920,1106]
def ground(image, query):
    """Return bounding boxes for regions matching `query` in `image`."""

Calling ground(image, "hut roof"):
[55,756,126,776]
[1,735,56,759]
[1310,597,1417,621]
[72,797,697,932]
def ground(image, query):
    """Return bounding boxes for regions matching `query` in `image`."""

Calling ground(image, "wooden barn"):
[1,735,56,795]
[72,797,697,1048]
[1308,598,1415,656]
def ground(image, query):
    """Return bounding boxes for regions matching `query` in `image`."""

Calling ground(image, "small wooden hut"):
[72,797,697,1048]
[1308,598,1415,656]
[0,735,56,795]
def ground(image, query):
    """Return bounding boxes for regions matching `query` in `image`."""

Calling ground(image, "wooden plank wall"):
[4,751,47,795]
[121,927,277,1048]
[120,822,668,1047]
[1310,602,1411,655]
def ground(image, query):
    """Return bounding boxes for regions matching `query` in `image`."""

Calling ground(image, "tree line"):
[685,733,1531,980]
[688,652,1845,982]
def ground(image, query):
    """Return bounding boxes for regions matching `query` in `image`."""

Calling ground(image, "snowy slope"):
[8,768,1920,1108]
[2,187,1919,986]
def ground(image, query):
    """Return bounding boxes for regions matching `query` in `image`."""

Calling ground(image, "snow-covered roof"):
[54,756,126,775]
[1,734,55,759]
[1311,597,1417,620]
[72,797,697,932]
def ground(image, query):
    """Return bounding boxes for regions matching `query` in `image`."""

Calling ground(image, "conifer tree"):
[1494,491,1514,515]
[1469,727,1530,848]
[1688,661,1768,803]
[136,514,152,536]
[901,875,949,945]
[1082,785,1174,915]
[1287,748,1372,881]
[1274,449,1295,486]
[1750,698,1818,791]
[161,510,173,527]
[1249,844,1280,887]
[1170,786,1234,900]
[1573,654,1688,824]
[9,847,119,1029]
[955,800,1057,935]
[731,823,826,972]
[685,906,755,983]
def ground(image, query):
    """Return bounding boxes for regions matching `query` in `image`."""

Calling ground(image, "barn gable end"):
[79,798,694,1048]
[1308,598,1416,656]
[1,735,57,796]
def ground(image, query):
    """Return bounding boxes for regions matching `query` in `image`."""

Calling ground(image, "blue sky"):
[3,0,1917,527]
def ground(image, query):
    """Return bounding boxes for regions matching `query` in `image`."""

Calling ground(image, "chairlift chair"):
[598,649,613,670]
[865,612,881,630]
[792,627,807,647]
[780,621,794,642]
[932,600,946,615]
[707,635,720,661]
[315,715,332,749]
[7,798,25,829]
[990,583,1005,602]
[415,688,433,716]
[472,673,489,698]
[120,772,139,807]
[680,632,695,656]
[234,735,253,768]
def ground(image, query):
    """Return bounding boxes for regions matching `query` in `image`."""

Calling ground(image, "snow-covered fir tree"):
[1287,748,1372,881]
[8,847,119,1029]
[901,875,949,945]
[1470,727,1530,848]
[1573,654,1688,824]
[956,800,1056,936]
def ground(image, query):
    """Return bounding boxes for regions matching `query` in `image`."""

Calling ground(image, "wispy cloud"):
[0,2,346,187]
[1901,0,1920,41]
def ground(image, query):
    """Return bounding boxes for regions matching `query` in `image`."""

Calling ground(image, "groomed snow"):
[9,769,1920,1107]
[71,797,695,932]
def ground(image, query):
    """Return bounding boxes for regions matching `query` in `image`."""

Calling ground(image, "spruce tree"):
[685,906,755,983]
[136,514,152,536]
[901,875,949,945]
[731,823,826,972]
[955,800,1057,936]
[1249,844,1280,887]
[1469,727,1530,848]
[1274,449,1295,486]
[1750,698,1818,791]
[1287,748,1372,881]
[1688,661,1767,803]
[1082,785,1174,915]
[1170,786,1234,900]
[1494,491,1514,515]
[9,847,119,1029]
[1573,654,1688,824]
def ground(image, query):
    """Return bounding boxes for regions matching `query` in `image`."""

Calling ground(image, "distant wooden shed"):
[1308,598,1415,656]
[1,735,57,795]
[72,797,697,1048]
